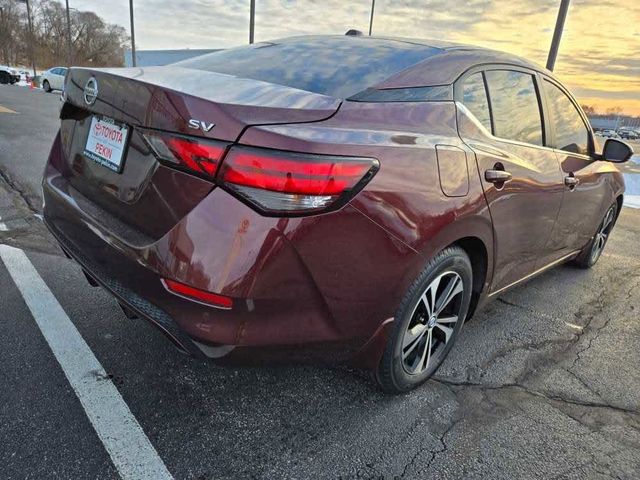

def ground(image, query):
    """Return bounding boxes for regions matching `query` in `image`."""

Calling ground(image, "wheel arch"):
[398,213,495,323]
[413,213,495,310]
[615,194,624,221]
[452,236,488,320]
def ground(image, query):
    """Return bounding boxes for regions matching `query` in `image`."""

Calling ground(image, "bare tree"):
[0,0,128,68]
[0,0,25,65]
[606,106,623,117]
[581,105,596,115]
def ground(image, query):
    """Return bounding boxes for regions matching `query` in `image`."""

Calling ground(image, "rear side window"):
[485,70,544,146]
[543,80,590,155]
[462,72,492,131]
[176,36,441,99]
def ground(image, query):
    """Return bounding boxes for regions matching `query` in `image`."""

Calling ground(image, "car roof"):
[366,36,552,88]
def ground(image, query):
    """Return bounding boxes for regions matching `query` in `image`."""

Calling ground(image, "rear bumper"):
[43,146,396,365]
[43,177,364,362]
[46,217,209,358]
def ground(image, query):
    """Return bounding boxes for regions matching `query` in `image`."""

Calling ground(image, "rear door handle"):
[564,175,579,187]
[485,169,512,183]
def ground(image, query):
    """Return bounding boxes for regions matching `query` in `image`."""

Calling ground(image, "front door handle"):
[485,169,512,183]
[564,175,579,187]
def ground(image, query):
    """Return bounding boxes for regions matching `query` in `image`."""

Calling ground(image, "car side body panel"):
[240,100,495,320]
[453,61,626,296]
[455,105,565,292]
[548,152,623,257]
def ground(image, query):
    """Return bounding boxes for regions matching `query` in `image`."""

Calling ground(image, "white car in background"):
[17,69,31,82]
[41,67,68,92]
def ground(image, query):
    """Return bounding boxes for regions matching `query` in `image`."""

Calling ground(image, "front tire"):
[0,72,10,84]
[43,80,51,92]
[376,246,473,393]
[573,202,618,269]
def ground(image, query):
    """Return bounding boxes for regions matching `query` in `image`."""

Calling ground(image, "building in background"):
[588,115,640,131]
[124,49,219,67]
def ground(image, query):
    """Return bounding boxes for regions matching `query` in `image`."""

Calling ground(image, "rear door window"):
[543,80,590,155]
[462,72,492,131]
[485,70,544,146]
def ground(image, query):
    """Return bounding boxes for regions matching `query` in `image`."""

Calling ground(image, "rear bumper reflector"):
[161,278,233,310]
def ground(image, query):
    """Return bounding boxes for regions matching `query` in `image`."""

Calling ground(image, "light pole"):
[546,0,571,71]
[0,7,6,65]
[65,0,72,66]
[249,0,255,44]
[17,0,37,77]
[129,0,136,66]
[369,0,375,36]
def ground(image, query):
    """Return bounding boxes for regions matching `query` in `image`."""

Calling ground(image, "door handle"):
[564,175,579,187]
[485,169,512,184]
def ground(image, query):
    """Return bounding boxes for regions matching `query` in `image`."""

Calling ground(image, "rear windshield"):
[176,36,442,99]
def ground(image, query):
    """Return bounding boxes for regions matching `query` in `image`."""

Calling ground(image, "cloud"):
[67,0,640,114]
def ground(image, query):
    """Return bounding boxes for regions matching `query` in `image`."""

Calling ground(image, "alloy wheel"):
[590,206,615,263]
[401,271,464,375]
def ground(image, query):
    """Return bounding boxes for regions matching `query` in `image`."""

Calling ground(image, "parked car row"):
[595,128,639,140]
[618,129,639,140]
[0,65,68,92]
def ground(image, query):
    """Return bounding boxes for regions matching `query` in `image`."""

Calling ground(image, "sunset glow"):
[71,0,640,115]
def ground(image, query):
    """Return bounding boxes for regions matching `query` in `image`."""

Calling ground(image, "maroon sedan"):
[43,35,633,392]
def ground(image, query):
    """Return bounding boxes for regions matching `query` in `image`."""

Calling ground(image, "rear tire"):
[573,202,618,269]
[43,80,51,92]
[376,246,473,393]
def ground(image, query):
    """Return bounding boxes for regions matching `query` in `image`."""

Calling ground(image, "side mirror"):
[601,138,634,163]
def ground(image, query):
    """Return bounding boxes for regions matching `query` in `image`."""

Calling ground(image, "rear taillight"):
[217,146,379,215]
[143,131,228,179]
[143,131,378,216]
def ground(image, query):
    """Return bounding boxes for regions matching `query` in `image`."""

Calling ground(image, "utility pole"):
[17,0,37,76]
[129,0,136,66]
[546,0,571,71]
[368,0,375,36]
[249,0,255,44]
[65,0,72,66]
[25,0,36,77]
[0,7,6,65]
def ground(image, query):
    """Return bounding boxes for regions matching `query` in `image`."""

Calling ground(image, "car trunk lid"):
[57,67,341,242]
[64,66,341,141]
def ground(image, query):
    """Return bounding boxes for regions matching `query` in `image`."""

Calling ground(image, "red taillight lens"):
[143,131,227,179]
[162,278,233,309]
[218,146,378,215]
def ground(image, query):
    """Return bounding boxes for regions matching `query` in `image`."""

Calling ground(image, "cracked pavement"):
[2,84,640,479]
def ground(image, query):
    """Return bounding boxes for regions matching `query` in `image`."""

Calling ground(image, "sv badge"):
[188,119,215,132]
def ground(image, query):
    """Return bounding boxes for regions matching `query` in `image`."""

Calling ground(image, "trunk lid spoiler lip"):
[63,66,342,143]
[66,65,341,110]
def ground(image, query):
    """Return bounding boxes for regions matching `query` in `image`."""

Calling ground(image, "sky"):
[70,0,640,115]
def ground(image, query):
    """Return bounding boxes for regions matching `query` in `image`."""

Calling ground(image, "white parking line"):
[0,245,173,480]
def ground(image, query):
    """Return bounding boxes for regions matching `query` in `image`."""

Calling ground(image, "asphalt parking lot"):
[1,84,640,479]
